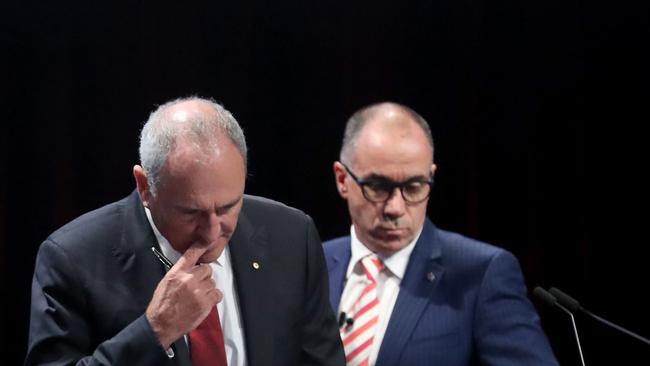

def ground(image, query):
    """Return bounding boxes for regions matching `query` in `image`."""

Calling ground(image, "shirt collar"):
[346,224,422,280]
[144,207,226,266]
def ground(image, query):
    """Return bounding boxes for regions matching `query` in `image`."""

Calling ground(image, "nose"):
[199,212,221,245]
[382,187,406,219]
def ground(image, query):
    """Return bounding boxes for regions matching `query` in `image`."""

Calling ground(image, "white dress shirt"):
[145,208,247,366]
[338,225,421,366]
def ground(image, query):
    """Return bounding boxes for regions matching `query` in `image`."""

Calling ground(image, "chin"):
[370,232,414,253]
[367,239,406,255]
[198,252,219,264]
[199,245,226,263]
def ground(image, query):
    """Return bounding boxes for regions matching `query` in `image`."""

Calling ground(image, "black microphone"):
[338,312,354,328]
[534,287,587,366]
[534,286,560,307]
[549,287,650,346]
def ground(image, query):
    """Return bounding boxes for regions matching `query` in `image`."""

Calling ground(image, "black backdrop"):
[2,1,649,365]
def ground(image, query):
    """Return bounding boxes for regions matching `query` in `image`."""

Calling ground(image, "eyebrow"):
[174,196,243,213]
[362,173,431,184]
[216,196,243,211]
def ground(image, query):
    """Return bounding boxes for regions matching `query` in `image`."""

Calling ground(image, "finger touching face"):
[145,137,246,263]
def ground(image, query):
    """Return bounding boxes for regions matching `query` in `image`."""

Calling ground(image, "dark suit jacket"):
[323,219,559,366]
[26,191,345,366]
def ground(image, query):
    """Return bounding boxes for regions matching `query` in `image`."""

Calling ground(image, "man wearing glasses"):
[323,102,558,366]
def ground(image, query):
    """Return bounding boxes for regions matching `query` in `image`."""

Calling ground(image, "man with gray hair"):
[25,97,345,366]
[323,102,558,365]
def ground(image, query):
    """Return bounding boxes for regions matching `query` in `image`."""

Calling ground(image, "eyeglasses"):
[341,163,433,204]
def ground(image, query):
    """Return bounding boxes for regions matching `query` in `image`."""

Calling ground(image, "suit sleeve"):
[299,217,346,366]
[24,240,171,366]
[473,250,559,366]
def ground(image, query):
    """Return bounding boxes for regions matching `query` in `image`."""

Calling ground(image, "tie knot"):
[360,254,383,282]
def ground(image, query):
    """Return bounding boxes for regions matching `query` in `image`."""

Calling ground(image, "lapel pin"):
[426,272,436,282]
[252,261,260,270]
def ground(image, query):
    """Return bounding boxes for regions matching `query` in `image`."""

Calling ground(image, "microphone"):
[534,287,587,366]
[534,286,561,307]
[338,312,354,328]
[549,287,650,346]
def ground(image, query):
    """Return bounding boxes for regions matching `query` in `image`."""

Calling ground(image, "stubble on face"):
[344,105,434,255]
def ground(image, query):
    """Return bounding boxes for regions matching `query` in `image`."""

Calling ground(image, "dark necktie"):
[188,307,228,366]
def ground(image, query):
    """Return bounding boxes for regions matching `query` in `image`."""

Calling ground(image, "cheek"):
[161,217,197,240]
[221,213,240,233]
[408,206,428,226]
[349,200,377,224]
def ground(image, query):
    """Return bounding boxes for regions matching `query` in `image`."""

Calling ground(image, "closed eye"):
[216,197,242,215]
[364,181,391,191]
[178,207,200,216]
[216,203,235,215]
[403,182,427,194]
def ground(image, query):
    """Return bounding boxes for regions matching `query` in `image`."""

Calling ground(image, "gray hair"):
[139,96,247,196]
[339,102,434,165]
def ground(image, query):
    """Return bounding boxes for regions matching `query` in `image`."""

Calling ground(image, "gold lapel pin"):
[426,272,436,282]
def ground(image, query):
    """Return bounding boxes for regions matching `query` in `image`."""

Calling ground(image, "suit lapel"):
[114,191,165,299]
[376,220,444,366]
[327,240,351,311]
[114,191,192,366]
[228,208,271,366]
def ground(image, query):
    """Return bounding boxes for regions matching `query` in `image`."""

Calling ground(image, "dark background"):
[2,0,648,365]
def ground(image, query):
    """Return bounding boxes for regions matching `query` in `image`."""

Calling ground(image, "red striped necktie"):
[188,307,228,366]
[341,254,384,366]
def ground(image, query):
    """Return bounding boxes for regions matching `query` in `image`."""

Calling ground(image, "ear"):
[430,163,437,177]
[333,161,349,199]
[133,165,152,207]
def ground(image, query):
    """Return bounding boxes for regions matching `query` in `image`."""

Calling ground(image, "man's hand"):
[146,243,223,349]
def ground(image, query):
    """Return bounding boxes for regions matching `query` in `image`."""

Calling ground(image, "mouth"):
[375,227,407,236]
[197,245,225,263]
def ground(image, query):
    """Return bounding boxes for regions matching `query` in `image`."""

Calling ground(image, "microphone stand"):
[549,287,650,346]
[555,301,587,366]
[534,287,587,366]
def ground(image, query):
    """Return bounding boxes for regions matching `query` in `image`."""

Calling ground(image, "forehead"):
[159,138,246,204]
[350,116,432,177]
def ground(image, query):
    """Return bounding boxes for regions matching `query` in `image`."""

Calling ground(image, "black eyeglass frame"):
[341,163,434,204]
